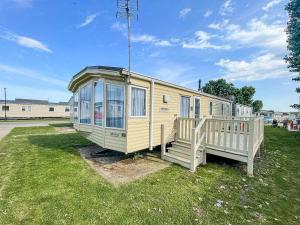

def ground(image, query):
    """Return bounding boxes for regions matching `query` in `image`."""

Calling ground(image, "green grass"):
[0,126,299,225]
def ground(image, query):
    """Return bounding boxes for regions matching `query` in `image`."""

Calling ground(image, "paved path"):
[0,121,64,140]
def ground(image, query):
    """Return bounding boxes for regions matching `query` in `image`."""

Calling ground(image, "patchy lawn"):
[0,126,299,225]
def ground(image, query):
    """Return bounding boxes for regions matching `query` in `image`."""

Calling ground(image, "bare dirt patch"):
[54,127,76,134]
[78,145,170,186]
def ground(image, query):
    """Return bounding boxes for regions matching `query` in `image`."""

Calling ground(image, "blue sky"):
[0,0,298,111]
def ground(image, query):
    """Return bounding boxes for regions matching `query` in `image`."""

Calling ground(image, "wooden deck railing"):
[161,116,264,176]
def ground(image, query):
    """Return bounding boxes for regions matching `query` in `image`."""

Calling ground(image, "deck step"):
[162,153,191,169]
[167,147,191,160]
[172,141,191,149]
[176,139,192,146]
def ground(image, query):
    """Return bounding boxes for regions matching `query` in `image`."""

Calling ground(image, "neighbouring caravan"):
[233,103,253,117]
[68,66,232,153]
[0,98,70,119]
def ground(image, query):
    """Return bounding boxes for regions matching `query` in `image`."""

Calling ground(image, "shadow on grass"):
[49,123,73,128]
[206,154,242,168]
[27,132,92,155]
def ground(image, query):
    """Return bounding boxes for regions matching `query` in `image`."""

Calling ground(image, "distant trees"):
[285,0,300,109]
[202,79,262,109]
[252,100,263,113]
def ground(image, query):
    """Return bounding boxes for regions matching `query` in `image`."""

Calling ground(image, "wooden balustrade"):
[161,115,264,176]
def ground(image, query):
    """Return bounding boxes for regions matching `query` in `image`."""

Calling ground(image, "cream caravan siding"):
[0,103,70,118]
[151,82,210,147]
[127,78,151,152]
[104,129,126,152]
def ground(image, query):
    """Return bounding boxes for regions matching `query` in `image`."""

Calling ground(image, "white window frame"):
[93,79,105,127]
[105,82,125,130]
[194,96,201,119]
[79,82,93,125]
[129,85,147,118]
[180,95,190,118]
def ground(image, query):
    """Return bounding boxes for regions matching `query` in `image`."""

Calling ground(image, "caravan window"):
[221,104,224,115]
[180,96,190,118]
[106,84,124,129]
[131,86,146,117]
[209,102,213,115]
[80,84,92,124]
[94,81,104,126]
[73,92,79,122]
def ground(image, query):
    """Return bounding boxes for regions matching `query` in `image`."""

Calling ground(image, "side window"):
[106,83,124,128]
[2,106,9,111]
[94,81,104,126]
[73,92,79,122]
[209,102,213,115]
[22,106,26,111]
[80,84,92,124]
[180,96,190,118]
[131,86,146,117]
[49,107,54,112]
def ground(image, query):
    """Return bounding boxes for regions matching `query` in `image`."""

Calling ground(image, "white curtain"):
[106,84,124,128]
[131,87,146,116]
[80,84,91,124]
[180,96,190,118]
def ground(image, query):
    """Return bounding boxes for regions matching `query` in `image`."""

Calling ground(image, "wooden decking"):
[161,116,264,176]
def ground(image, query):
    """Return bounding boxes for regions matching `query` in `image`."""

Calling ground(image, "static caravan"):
[68,66,232,152]
[0,98,70,119]
[232,103,253,117]
[69,66,264,175]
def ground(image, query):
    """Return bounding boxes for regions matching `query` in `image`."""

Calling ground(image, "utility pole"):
[4,88,7,120]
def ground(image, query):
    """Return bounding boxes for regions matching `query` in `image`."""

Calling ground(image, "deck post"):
[190,128,196,172]
[161,124,166,159]
[247,119,254,176]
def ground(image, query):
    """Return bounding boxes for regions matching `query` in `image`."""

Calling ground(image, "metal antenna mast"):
[116,0,139,83]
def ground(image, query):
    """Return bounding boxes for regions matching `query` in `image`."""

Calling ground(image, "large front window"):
[180,96,190,118]
[106,84,124,128]
[94,81,104,126]
[131,86,146,117]
[80,84,92,124]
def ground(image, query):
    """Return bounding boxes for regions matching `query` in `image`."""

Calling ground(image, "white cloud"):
[226,19,286,51]
[0,63,67,87]
[111,22,126,32]
[204,10,212,17]
[78,14,97,28]
[208,19,229,30]
[220,0,234,16]
[182,31,231,50]
[263,0,282,11]
[179,8,192,18]
[1,30,52,53]
[216,53,294,81]
[112,22,172,47]
[131,34,172,47]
